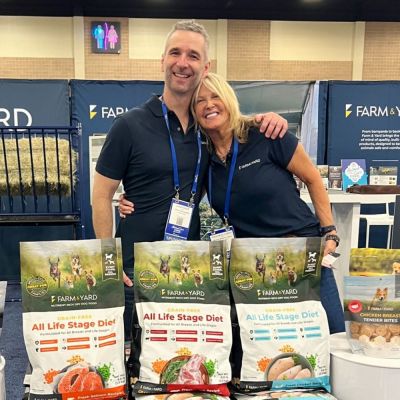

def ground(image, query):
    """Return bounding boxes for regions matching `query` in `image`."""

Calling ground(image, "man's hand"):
[118,193,135,218]
[255,112,288,139]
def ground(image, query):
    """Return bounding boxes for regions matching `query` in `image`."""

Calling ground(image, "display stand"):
[330,332,400,400]
[301,190,397,302]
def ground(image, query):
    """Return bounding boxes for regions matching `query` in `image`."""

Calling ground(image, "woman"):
[120,73,344,333]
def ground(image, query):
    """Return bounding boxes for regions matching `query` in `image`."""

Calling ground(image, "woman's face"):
[194,84,230,133]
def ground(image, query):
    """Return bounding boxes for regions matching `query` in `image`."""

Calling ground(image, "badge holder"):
[209,225,235,242]
[209,218,235,258]
[164,197,194,241]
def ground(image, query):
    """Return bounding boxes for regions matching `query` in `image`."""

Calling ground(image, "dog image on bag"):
[160,256,171,283]
[368,287,388,310]
[174,273,183,286]
[49,257,61,287]
[193,270,204,287]
[255,254,266,282]
[70,254,83,281]
[287,266,297,286]
[275,252,287,277]
[84,269,96,291]
[181,255,191,279]
[63,275,74,289]
[269,271,277,285]
[392,262,400,275]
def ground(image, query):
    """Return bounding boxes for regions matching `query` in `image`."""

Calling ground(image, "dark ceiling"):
[1,0,400,21]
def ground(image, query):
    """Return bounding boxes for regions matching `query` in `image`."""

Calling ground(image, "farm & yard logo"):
[89,104,129,119]
[345,103,400,118]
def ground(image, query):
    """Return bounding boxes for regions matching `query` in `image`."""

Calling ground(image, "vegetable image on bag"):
[130,240,232,396]
[229,238,330,393]
[20,238,126,400]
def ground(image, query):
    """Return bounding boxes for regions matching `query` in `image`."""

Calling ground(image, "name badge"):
[209,226,235,242]
[209,226,235,257]
[164,198,194,241]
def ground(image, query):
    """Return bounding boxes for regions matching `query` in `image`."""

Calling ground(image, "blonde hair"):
[164,19,210,61]
[191,73,255,143]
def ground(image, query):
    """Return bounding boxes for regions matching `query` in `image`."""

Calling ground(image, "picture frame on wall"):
[91,21,121,54]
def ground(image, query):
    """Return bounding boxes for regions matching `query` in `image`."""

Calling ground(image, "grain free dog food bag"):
[135,393,230,400]
[130,240,231,396]
[232,389,337,399]
[230,238,330,393]
[21,238,126,400]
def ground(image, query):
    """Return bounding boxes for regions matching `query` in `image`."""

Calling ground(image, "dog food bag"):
[130,240,231,396]
[135,393,230,400]
[344,275,400,358]
[230,238,330,393]
[21,238,126,400]
[232,389,337,399]
[349,248,400,276]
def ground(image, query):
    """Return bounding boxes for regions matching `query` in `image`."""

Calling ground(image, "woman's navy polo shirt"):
[208,127,319,238]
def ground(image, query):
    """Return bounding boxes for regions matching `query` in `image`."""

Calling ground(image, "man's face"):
[162,30,210,97]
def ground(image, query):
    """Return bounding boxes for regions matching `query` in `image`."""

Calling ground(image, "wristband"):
[320,225,336,236]
[325,234,340,247]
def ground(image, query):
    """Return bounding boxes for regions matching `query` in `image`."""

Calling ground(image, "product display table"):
[330,332,400,400]
[301,190,397,302]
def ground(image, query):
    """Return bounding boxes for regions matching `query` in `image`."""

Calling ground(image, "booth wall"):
[0,17,400,81]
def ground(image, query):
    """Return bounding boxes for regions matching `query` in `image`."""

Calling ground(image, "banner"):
[70,80,164,238]
[326,81,400,247]
[0,79,69,127]
[327,81,400,179]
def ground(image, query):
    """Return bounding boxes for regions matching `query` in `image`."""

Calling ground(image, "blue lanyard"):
[208,138,239,226]
[161,102,202,202]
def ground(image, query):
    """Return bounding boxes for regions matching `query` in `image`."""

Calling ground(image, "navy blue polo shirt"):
[208,127,319,238]
[96,95,209,266]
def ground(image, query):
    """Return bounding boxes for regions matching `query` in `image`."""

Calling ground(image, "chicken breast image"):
[276,365,302,380]
[267,357,295,380]
[294,368,312,379]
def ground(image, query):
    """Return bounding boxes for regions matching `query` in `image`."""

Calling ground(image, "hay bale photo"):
[0,137,77,196]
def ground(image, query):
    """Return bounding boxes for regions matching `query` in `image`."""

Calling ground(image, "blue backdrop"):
[0,79,69,126]
[326,81,400,175]
[325,81,400,247]
[70,80,164,238]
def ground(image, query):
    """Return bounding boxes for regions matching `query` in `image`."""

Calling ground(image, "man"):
[92,20,288,337]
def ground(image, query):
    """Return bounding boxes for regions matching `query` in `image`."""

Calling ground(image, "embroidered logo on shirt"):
[238,159,261,170]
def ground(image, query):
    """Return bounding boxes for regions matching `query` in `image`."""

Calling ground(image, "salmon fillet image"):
[56,365,104,393]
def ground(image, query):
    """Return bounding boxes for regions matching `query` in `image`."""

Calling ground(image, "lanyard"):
[161,102,202,202]
[208,137,239,226]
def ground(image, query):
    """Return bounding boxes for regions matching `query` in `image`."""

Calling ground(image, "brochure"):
[328,165,342,190]
[341,159,368,190]
[369,166,398,185]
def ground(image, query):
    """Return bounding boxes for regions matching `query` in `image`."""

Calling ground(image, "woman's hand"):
[118,193,134,218]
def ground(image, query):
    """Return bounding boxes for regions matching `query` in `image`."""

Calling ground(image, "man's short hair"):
[164,19,210,60]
